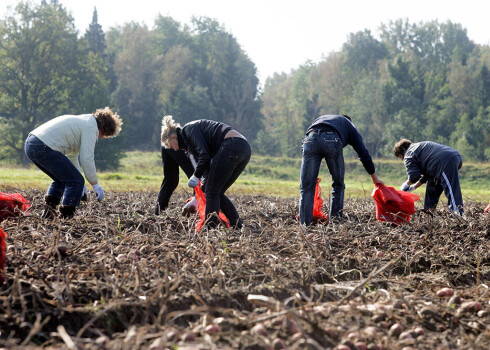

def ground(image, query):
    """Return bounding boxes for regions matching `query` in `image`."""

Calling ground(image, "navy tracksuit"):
[404,141,463,214]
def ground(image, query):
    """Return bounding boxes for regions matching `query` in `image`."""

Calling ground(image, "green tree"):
[110,23,159,150]
[0,1,80,163]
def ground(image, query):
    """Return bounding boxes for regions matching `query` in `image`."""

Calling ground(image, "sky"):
[1,0,489,86]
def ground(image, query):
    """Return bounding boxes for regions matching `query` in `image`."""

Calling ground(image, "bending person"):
[161,116,251,229]
[24,107,122,218]
[299,114,383,225]
[393,139,463,215]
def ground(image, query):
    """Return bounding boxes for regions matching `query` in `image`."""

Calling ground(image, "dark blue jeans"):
[24,135,84,207]
[299,130,345,225]
[205,137,251,228]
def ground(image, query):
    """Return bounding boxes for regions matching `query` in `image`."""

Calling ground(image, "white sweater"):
[31,114,99,184]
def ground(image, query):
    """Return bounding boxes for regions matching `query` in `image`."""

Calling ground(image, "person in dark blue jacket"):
[393,139,464,215]
[300,114,383,225]
[154,145,197,215]
[161,116,251,229]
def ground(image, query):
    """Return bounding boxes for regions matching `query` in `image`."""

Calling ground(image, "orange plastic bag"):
[0,227,6,283]
[0,192,31,222]
[195,183,230,231]
[371,184,420,225]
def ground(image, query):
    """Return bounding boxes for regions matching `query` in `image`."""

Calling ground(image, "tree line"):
[0,1,488,170]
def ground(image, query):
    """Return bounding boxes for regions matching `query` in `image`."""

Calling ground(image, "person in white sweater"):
[24,107,123,218]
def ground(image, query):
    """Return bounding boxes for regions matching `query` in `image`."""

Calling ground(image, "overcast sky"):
[1,0,489,86]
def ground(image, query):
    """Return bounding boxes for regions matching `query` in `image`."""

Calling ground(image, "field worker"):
[155,141,198,216]
[394,139,464,215]
[161,116,251,229]
[299,114,383,225]
[24,107,123,219]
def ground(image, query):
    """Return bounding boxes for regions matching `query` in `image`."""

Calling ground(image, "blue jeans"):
[24,135,84,207]
[299,130,345,225]
[205,137,251,228]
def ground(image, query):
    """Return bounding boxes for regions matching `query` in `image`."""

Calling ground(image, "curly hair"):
[161,115,180,148]
[393,139,412,158]
[93,107,123,138]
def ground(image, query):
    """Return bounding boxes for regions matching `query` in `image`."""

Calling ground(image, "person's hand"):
[81,185,88,201]
[92,183,104,201]
[407,184,416,192]
[371,173,383,185]
[400,181,410,191]
[187,175,200,188]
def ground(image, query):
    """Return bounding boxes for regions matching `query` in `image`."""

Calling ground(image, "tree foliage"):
[260,20,490,161]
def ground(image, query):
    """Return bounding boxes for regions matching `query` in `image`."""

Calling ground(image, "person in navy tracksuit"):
[393,139,464,215]
[299,114,383,225]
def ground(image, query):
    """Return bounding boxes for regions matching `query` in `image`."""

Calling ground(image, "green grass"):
[1,152,489,202]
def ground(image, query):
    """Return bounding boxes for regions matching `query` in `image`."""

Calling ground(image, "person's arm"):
[182,124,211,179]
[155,147,181,213]
[371,172,383,185]
[79,128,98,185]
[349,127,376,175]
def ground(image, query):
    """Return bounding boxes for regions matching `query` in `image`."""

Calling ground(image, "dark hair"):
[341,114,352,122]
[93,107,123,138]
[393,139,412,158]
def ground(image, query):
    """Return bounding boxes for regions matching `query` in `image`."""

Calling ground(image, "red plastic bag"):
[313,178,329,223]
[371,184,420,225]
[297,178,329,224]
[484,202,490,214]
[195,183,230,231]
[0,192,31,222]
[0,227,6,283]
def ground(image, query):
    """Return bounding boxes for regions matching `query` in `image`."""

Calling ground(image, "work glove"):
[187,175,200,188]
[400,181,410,192]
[407,185,416,192]
[81,185,88,201]
[182,196,198,217]
[92,183,104,201]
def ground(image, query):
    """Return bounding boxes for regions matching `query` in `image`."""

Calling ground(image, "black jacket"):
[404,141,461,183]
[178,119,232,178]
[306,115,375,174]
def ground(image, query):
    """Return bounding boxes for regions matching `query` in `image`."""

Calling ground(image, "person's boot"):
[42,195,60,219]
[59,205,76,219]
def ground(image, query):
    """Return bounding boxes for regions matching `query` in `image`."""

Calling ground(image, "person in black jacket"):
[154,146,198,215]
[161,116,251,229]
[300,114,383,225]
[393,139,464,215]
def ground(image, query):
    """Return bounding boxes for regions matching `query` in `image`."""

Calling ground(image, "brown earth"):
[0,189,489,349]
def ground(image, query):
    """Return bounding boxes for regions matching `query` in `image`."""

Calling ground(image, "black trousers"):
[205,137,251,228]
[155,147,195,214]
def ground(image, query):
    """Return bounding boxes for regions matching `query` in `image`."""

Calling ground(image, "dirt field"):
[0,189,489,349]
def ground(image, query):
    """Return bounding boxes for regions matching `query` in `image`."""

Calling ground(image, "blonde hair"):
[94,107,123,138]
[161,115,180,148]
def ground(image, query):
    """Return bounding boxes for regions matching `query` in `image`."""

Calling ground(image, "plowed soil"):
[1,189,489,349]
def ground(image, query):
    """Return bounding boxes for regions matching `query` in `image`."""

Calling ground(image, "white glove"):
[400,181,410,192]
[187,175,200,188]
[407,185,416,192]
[92,183,104,201]
[81,185,88,201]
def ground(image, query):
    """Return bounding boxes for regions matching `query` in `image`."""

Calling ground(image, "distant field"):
[1,151,489,202]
